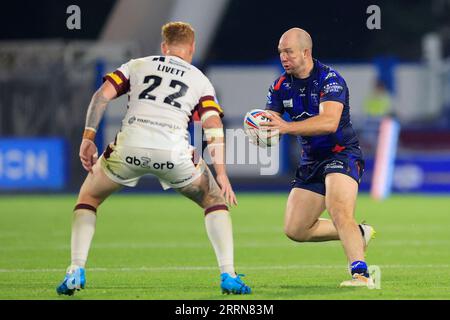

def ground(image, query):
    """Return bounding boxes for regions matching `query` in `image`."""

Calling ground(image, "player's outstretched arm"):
[202,114,238,206]
[80,81,117,172]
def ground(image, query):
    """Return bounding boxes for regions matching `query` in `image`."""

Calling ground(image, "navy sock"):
[350,260,369,277]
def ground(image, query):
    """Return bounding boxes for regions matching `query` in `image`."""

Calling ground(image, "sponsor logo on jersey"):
[128,117,182,130]
[291,111,315,120]
[152,56,166,62]
[170,173,196,185]
[324,160,345,170]
[283,82,291,89]
[266,91,273,104]
[128,116,136,125]
[311,93,319,105]
[169,58,190,69]
[125,156,175,170]
[283,99,293,108]
[325,72,337,81]
[322,82,343,95]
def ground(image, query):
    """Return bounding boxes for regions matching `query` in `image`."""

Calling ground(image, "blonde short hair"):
[161,21,195,45]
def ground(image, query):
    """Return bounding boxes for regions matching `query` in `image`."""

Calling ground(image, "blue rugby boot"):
[220,273,251,294]
[56,266,86,296]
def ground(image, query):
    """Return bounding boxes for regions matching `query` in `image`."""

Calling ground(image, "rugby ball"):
[243,109,280,148]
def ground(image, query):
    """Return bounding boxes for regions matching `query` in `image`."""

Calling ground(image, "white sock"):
[204,210,236,276]
[71,207,97,268]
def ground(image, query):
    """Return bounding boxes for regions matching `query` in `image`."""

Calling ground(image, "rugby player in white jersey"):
[56,22,251,296]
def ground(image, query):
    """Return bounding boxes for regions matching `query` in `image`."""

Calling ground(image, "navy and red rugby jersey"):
[266,59,362,163]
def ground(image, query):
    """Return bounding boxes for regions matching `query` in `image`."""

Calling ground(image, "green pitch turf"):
[0,193,449,300]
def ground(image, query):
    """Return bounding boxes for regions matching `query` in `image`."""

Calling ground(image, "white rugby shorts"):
[99,142,204,190]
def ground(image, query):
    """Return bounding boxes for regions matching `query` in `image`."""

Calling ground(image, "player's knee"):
[284,226,310,242]
[202,192,226,210]
[203,193,228,215]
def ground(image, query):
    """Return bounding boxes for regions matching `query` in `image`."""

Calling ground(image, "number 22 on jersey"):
[138,75,189,109]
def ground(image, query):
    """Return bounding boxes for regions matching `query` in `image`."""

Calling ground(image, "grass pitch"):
[0,193,449,300]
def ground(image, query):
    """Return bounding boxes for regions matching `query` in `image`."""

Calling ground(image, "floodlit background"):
[0,0,450,300]
[1,0,450,193]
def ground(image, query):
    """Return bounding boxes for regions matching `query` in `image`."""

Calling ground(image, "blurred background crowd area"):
[1,0,450,194]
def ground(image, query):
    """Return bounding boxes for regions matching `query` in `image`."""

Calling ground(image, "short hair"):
[161,21,195,45]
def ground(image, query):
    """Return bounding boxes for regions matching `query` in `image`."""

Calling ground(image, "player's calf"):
[285,216,342,242]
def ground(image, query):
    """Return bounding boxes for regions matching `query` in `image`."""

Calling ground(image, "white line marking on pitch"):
[2,240,450,251]
[0,264,448,273]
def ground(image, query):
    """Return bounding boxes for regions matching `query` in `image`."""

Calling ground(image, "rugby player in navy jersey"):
[261,28,376,287]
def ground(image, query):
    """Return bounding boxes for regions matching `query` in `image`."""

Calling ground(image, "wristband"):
[204,127,224,140]
[201,110,220,122]
[83,127,97,141]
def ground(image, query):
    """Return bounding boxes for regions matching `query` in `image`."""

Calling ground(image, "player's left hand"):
[260,112,290,134]
[216,174,238,206]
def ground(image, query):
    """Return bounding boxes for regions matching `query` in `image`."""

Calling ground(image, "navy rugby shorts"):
[291,148,364,196]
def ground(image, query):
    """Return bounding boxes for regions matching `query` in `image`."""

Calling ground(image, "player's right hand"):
[79,139,98,173]
[260,111,289,134]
